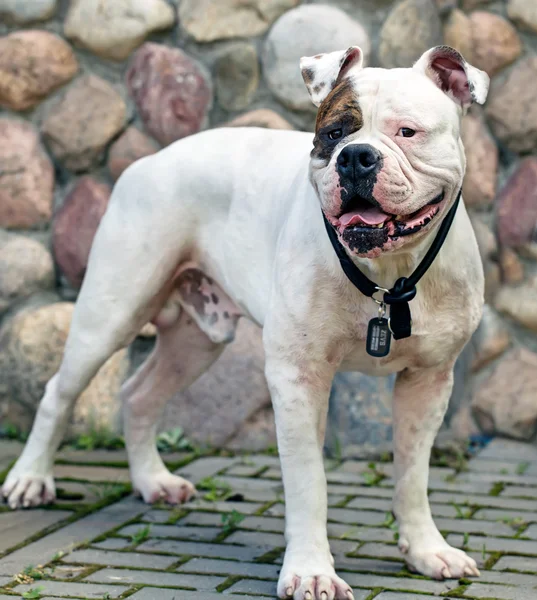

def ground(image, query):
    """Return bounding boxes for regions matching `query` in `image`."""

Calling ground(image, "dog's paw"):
[399,535,480,580]
[278,548,353,600]
[2,471,56,510]
[133,470,196,504]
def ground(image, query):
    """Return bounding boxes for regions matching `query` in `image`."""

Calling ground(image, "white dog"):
[3,45,489,600]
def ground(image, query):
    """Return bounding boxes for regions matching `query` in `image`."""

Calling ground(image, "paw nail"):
[305,592,312,600]
[286,586,293,597]
[321,593,328,600]
[346,590,354,600]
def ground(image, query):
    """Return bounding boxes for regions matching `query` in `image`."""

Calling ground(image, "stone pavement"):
[2,438,537,599]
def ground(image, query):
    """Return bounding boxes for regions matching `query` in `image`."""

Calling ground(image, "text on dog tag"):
[366,317,391,357]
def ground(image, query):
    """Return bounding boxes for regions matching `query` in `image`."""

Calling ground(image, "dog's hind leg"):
[2,167,193,509]
[122,265,242,504]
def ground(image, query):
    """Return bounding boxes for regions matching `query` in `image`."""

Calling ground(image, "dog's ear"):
[300,46,364,107]
[414,45,489,110]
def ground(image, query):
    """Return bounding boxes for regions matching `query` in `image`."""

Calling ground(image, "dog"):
[3,44,489,599]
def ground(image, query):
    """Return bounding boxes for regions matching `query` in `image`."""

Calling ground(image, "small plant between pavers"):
[362,463,386,486]
[129,525,151,545]
[197,476,232,501]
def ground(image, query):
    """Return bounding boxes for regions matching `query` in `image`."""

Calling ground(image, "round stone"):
[486,56,537,154]
[215,42,259,111]
[126,43,212,147]
[52,176,111,289]
[0,30,78,112]
[262,4,371,113]
[508,0,537,34]
[64,0,175,62]
[0,302,128,435]
[495,277,537,334]
[179,0,300,42]
[0,0,57,24]
[0,230,54,314]
[223,108,294,130]
[41,74,126,172]
[0,119,54,229]
[496,157,537,249]
[461,111,498,208]
[107,126,159,181]
[379,0,442,69]
[469,11,521,76]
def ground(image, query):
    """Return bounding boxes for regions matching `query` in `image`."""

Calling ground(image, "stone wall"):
[1,0,537,453]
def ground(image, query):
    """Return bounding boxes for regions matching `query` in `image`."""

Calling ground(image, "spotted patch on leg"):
[173,263,242,344]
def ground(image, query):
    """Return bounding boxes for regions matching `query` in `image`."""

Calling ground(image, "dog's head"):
[301,45,489,258]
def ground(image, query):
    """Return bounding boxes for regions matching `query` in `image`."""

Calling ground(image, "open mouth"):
[336,191,445,239]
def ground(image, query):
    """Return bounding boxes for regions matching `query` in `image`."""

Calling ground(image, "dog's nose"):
[337,144,381,180]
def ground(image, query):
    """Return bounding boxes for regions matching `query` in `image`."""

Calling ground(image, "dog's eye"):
[327,128,343,141]
[399,127,416,138]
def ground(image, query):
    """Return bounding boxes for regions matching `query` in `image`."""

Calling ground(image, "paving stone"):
[493,556,537,572]
[85,568,225,590]
[0,577,11,586]
[448,533,537,555]
[430,503,461,518]
[327,508,387,526]
[0,497,148,576]
[223,578,276,596]
[478,439,537,462]
[467,459,528,474]
[138,539,266,560]
[375,594,439,600]
[54,464,131,483]
[142,510,177,524]
[477,570,537,586]
[180,512,224,527]
[91,537,132,550]
[335,556,404,574]
[178,557,280,579]
[224,530,284,548]
[178,457,240,483]
[462,583,530,599]
[118,523,221,542]
[473,508,537,523]
[429,492,537,511]
[329,525,396,543]
[435,517,515,537]
[130,589,260,600]
[225,464,264,477]
[0,509,72,553]
[455,471,537,486]
[14,581,126,598]
[346,497,393,512]
[502,486,537,499]
[65,548,177,569]
[355,542,401,559]
[342,573,459,594]
[186,500,263,515]
[520,524,537,539]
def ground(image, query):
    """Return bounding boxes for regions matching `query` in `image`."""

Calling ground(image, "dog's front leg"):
[265,353,353,600]
[392,366,480,580]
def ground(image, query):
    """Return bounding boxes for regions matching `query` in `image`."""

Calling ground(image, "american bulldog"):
[3,45,489,600]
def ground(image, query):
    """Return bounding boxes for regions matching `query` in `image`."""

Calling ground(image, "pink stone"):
[126,42,212,147]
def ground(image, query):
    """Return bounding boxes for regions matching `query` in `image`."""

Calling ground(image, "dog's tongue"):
[340,206,390,226]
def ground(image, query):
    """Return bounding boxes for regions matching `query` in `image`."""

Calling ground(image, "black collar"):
[323,189,462,343]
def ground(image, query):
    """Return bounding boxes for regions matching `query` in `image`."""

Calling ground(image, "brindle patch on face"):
[302,67,315,85]
[312,78,363,162]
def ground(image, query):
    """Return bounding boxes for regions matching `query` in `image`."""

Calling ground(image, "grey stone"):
[434,517,515,538]
[224,530,284,548]
[0,0,57,23]
[502,486,537,499]
[0,510,72,554]
[64,0,175,61]
[356,543,401,559]
[508,0,537,34]
[178,557,280,579]
[85,568,225,590]
[262,4,371,113]
[332,556,404,574]
[429,491,537,512]
[379,0,442,68]
[346,497,393,512]
[65,548,176,570]
[131,589,260,600]
[327,508,387,526]
[178,0,300,42]
[223,579,276,596]
[118,523,221,542]
[478,439,537,462]
[0,230,54,315]
[216,43,259,111]
[342,573,458,594]
[184,499,263,514]
[448,533,537,555]
[177,457,239,483]
[375,595,439,600]
[92,538,132,550]
[0,495,148,577]
[137,539,266,560]
[493,556,537,573]
[463,583,529,599]
[14,581,126,598]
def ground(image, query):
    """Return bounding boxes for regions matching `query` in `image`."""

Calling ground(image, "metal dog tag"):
[366,317,391,357]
